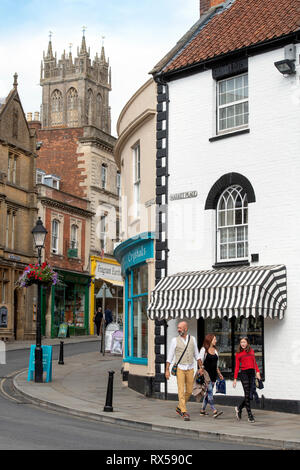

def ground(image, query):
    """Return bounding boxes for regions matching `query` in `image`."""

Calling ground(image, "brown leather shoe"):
[182,412,190,421]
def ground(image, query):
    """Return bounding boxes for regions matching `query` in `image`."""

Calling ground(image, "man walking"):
[165,321,200,421]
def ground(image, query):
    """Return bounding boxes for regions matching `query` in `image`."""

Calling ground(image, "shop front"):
[90,256,123,335]
[50,270,90,338]
[114,233,156,395]
[148,264,287,406]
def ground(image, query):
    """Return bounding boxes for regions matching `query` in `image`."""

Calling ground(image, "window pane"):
[133,264,148,295]
[227,209,234,226]
[235,209,243,225]
[133,297,148,358]
[237,242,244,258]
[220,228,227,243]
[220,244,227,260]
[218,211,226,227]
[205,318,232,374]
[228,227,235,242]
[228,243,236,258]
[237,226,244,241]
[227,195,234,209]
[127,301,132,356]
[227,116,234,129]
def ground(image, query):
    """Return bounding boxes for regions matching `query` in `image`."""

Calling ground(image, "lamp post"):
[32,217,48,383]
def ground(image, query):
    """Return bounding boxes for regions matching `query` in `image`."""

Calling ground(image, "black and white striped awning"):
[148,265,287,320]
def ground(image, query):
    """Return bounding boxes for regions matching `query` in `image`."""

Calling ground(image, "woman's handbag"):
[255,378,264,390]
[215,378,226,394]
[171,336,190,376]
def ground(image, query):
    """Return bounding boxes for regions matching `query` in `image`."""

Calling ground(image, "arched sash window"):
[217,185,248,261]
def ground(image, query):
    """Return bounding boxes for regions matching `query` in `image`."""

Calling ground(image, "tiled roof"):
[164,0,300,73]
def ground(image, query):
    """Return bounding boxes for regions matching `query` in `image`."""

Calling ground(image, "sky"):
[0,0,198,136]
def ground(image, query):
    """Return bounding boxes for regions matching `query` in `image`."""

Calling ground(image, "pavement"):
[7,336,300,450]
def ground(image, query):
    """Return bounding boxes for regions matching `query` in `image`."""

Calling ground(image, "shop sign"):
[95,262,122,282]
[8,254,21,261]
[123,240,154,273]
[27,345,53,383]
[169,191,198,201]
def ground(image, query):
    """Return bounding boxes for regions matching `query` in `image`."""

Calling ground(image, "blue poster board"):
[58,322,68,338]
[27,345,53,383]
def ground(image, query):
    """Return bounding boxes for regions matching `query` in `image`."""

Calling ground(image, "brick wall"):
[35,127,87,198]
[44,206,87,273]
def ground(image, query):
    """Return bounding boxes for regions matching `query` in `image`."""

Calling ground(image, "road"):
[0,341,268,451]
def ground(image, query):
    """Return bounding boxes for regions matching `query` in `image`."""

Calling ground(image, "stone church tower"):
[40,33,111,133]
[31,32,119,264]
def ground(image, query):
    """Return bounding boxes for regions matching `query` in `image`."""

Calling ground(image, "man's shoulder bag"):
[171,336,191,376]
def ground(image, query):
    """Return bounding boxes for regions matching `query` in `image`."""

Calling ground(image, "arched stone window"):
[67,87,79,127]
[217,185,248,261]
[51,90,63,126]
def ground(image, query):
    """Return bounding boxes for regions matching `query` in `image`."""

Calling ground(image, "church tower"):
[40,32,112,133]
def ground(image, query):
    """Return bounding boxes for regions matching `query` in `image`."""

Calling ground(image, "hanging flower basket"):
[17,262,59,288]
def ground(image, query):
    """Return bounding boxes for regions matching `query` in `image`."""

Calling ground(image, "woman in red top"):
[233,337,261,423]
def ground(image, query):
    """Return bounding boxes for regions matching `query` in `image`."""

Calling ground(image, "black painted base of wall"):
[128,373,154,398]
[164,392,300,415]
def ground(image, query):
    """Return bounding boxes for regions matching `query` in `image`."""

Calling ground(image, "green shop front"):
[50,270,90,338]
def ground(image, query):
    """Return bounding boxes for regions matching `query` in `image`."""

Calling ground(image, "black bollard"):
[103,370,115,412]
[58,341,64,365]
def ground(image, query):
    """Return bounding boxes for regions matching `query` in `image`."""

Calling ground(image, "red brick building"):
[36,182,93,337]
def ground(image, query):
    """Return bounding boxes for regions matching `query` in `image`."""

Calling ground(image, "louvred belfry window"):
[51,90,63,126]
[67,87,79,127]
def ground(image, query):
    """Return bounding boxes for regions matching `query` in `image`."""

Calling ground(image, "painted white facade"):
[165,45,300,401]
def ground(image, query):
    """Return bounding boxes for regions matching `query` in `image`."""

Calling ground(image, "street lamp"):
[32,217,48,383]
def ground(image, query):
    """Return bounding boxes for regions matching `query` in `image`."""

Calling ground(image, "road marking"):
[0,368,28,403]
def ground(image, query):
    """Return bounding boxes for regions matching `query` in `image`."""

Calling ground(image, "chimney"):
[200,0,225,16]
[27,111,41,131]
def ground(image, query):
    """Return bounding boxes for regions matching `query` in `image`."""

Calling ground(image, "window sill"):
[209,128,250,142]
[212,260,250,269]
[123,357,148,365]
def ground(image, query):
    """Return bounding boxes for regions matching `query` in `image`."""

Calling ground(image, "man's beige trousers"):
[176,368,194,413]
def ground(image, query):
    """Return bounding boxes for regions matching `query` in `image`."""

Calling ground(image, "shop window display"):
[52,281,88,337]
[200,316,264,379]
[95,282,123,326]
[125,263,148,362]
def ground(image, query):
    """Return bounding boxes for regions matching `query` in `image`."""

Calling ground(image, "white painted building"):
[149,0,300,412]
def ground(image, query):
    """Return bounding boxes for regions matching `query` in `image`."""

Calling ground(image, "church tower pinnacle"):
[40,30,112,133]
